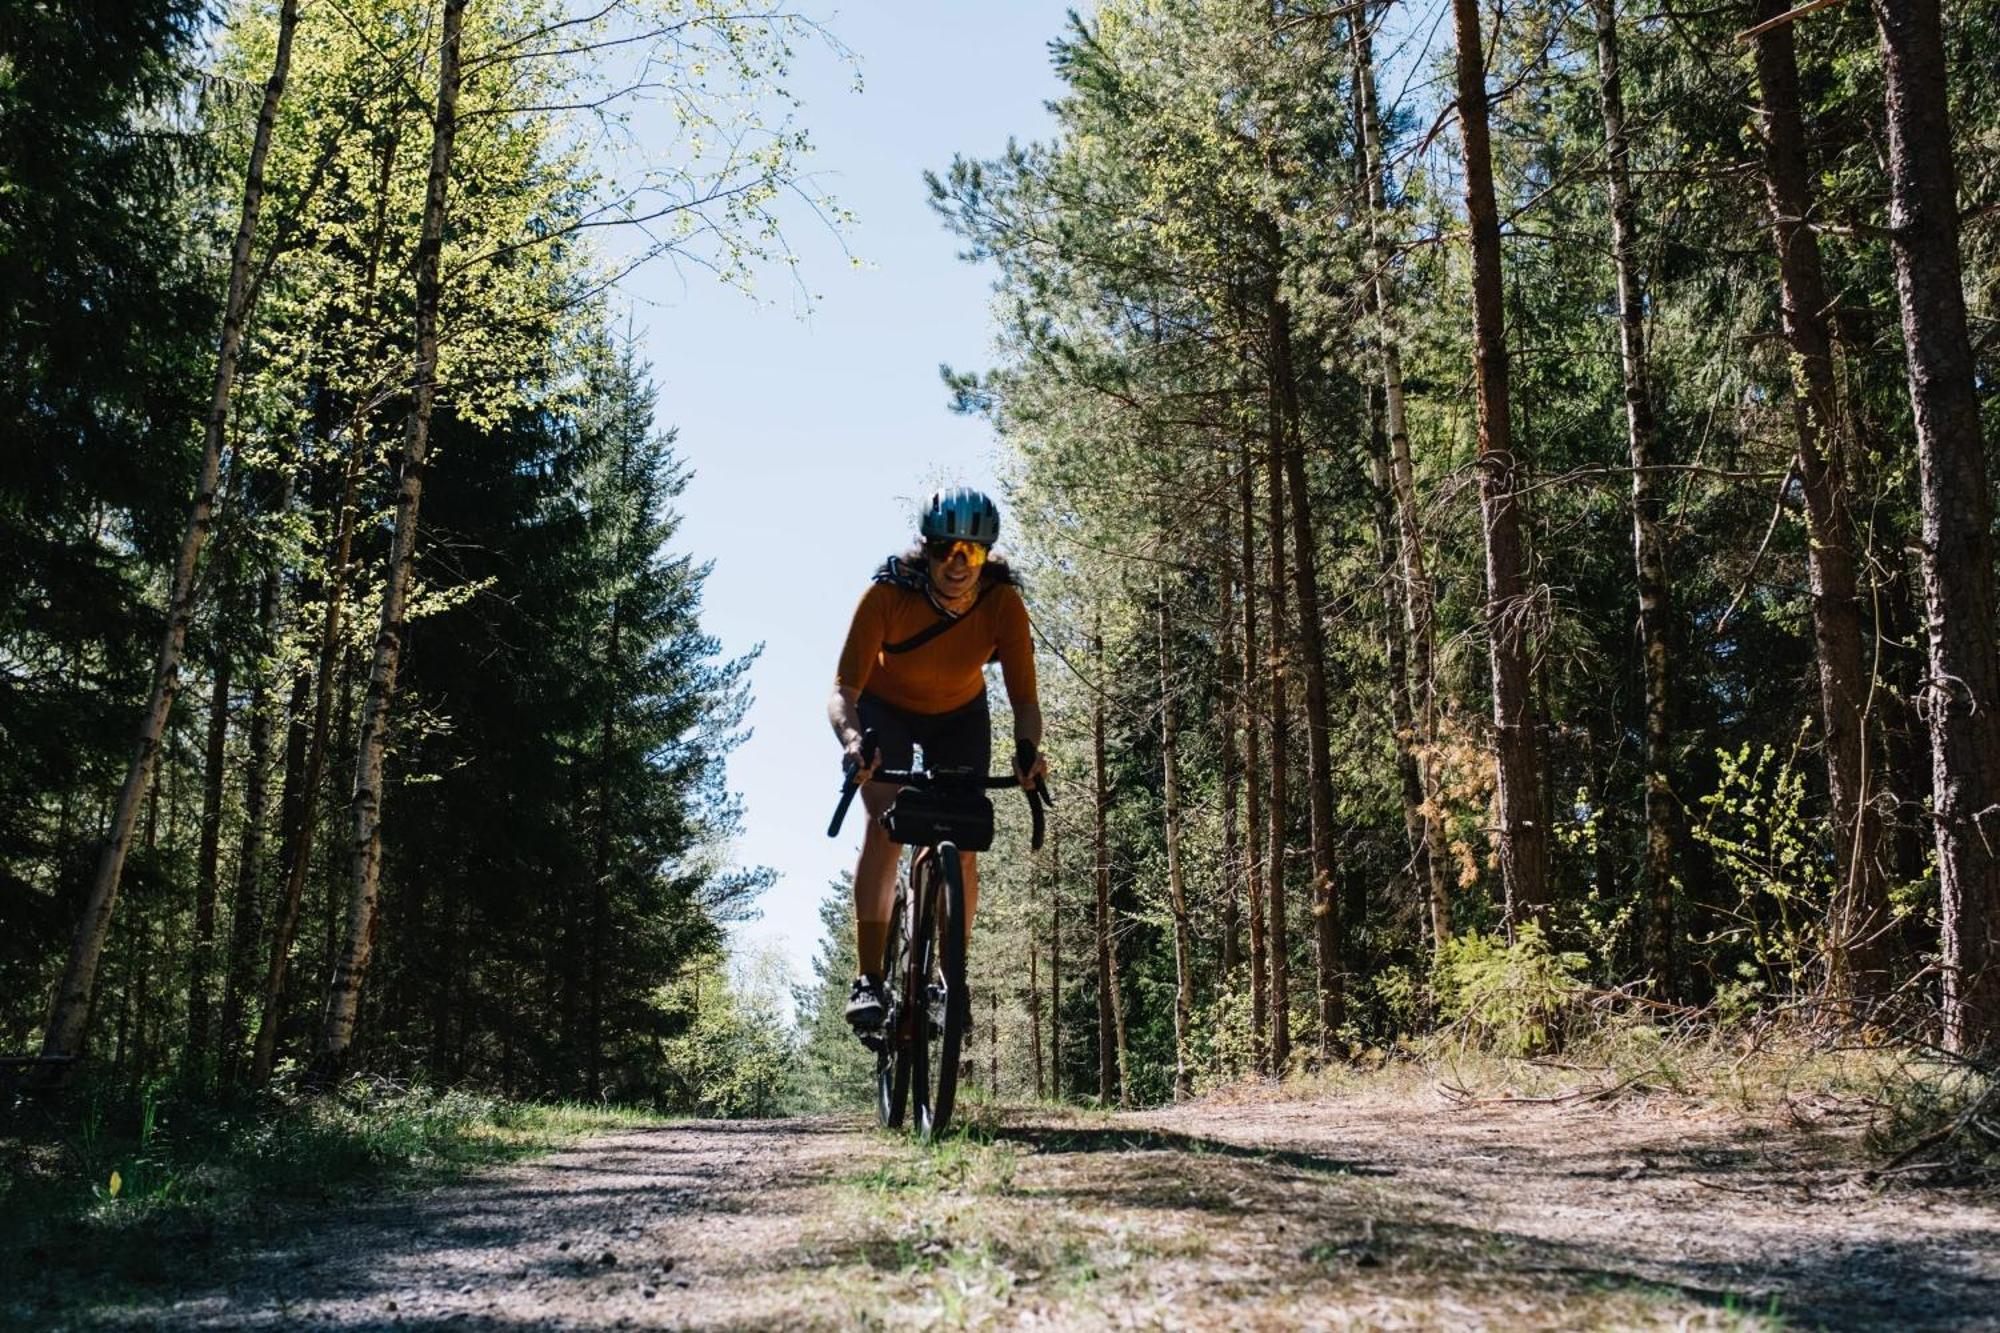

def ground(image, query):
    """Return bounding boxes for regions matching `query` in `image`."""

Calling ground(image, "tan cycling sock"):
[857,919,891,980]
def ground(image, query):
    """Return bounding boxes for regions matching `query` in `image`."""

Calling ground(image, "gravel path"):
[1133,1084,2000,1330]
[88,1088,2000,1331]
[111,1119,861,1331]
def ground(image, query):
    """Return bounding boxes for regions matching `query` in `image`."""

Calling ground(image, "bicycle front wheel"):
[909,844,967,1141]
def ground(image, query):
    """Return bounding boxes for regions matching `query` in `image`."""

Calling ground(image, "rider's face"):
[927,542,981,598]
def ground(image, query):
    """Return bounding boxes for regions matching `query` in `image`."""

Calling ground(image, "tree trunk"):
[1593,0,1678,994]
[186,642,232,1077]
[1240,441,1269,1070]
[1220,559,1243,978]
[250,450,360,1086]
[318,0,469,1078]
[217,573,281,1085]
[1869,0,2000,1051]
[1264,390,1293,1070]
[1029,937,1044,1099]
[40,0,300,1066]
[1110,937,1132,1110]
[1876,542,1932,892]
[132,784,160,1081]
[1159,591,1193,1100]
[1749,0,1891,1003]
[1050,814,1063,1101]
[252,127,398,1086]
[1353,7,1450,949]
[1270,282,1343,1057]
[1092,624,1119,1105]
[1450,0,1549,929]
[325,644,358,989]
[587,582,622,1100]
[1367,389,1431,931]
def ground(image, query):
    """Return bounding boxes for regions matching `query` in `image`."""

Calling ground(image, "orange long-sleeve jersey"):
[835,575,1037,716]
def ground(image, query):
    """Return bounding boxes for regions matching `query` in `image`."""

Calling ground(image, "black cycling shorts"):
[857,691,991,776]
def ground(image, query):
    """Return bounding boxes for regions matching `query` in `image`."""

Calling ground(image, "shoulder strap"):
[882,584,995,655]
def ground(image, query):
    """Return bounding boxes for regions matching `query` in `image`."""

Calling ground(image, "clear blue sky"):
[616,2,1075,991]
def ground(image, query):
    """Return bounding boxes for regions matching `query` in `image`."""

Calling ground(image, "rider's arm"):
[828,686,865,749]
[831,587,887,760]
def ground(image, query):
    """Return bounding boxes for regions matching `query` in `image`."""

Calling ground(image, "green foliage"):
[793,878,876,1113]
[1690,733,1836,994]
[655,951,797,1118]
[905,0,2000,1106]
[2,0,841,1097]
[382,333,763,1097]
[1431,925,1589,1056]
[1187,984,1261,1092]
[0,0,216,1011]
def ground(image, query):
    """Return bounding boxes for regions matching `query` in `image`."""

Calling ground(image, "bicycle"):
[827,733,1049,1140]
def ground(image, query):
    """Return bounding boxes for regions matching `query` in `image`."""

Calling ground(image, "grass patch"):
[851,1123,1020,1197]
[0,1075,664,1319]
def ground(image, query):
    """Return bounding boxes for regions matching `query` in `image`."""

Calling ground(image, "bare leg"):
[853,783,901,980]
[961,851,979,944]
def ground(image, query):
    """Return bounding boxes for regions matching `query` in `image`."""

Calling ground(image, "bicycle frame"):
[828,748,1049,1139]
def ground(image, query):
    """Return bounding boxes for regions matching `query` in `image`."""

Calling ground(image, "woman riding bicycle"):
[828,487,1048,1028]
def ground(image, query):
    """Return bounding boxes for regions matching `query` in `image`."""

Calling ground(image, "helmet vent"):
[921,487,1000,545]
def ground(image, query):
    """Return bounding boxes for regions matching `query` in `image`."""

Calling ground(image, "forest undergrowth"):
[0,1076,664,1297]
[1406,947,2000,1185]
[1410,1029,1996,1184]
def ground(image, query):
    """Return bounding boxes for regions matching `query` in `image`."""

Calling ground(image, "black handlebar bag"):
[882,788,995,853]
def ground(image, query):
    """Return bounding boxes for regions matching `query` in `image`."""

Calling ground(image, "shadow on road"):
[975,1110,2000,1331]
[988,1122,1397,1178]
[31,1111,2000,1331]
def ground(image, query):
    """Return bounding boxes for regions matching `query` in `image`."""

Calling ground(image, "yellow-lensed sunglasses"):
[924,538,988,568]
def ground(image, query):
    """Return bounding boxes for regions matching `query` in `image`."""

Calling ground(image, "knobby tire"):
[911,845,967,1141]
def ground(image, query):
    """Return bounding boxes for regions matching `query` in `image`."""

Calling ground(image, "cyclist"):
[828,487,1048,1029]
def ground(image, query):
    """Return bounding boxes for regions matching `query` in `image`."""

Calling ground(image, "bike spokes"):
[878,886,911,1130]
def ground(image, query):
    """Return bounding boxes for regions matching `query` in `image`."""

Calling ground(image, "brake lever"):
[828,777,859,838]
[827,729,878,838]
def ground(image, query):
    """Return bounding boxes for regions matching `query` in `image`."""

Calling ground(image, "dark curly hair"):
[899,541,1019,588]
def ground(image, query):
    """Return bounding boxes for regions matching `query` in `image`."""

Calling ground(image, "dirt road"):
[73,1084,2000,1330]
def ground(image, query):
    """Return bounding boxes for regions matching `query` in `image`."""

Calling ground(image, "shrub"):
[1431,923,1588,1056]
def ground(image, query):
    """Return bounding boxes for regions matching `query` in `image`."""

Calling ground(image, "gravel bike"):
[827,734,1048,1139]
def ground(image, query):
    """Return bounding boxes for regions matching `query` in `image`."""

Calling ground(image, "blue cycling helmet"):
[920,487,1001,545]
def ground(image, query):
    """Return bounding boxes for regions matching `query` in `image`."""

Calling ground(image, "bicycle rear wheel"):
[909,844,967,1141]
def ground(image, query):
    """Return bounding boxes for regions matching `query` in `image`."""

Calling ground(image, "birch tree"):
[41,0,302,1068]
